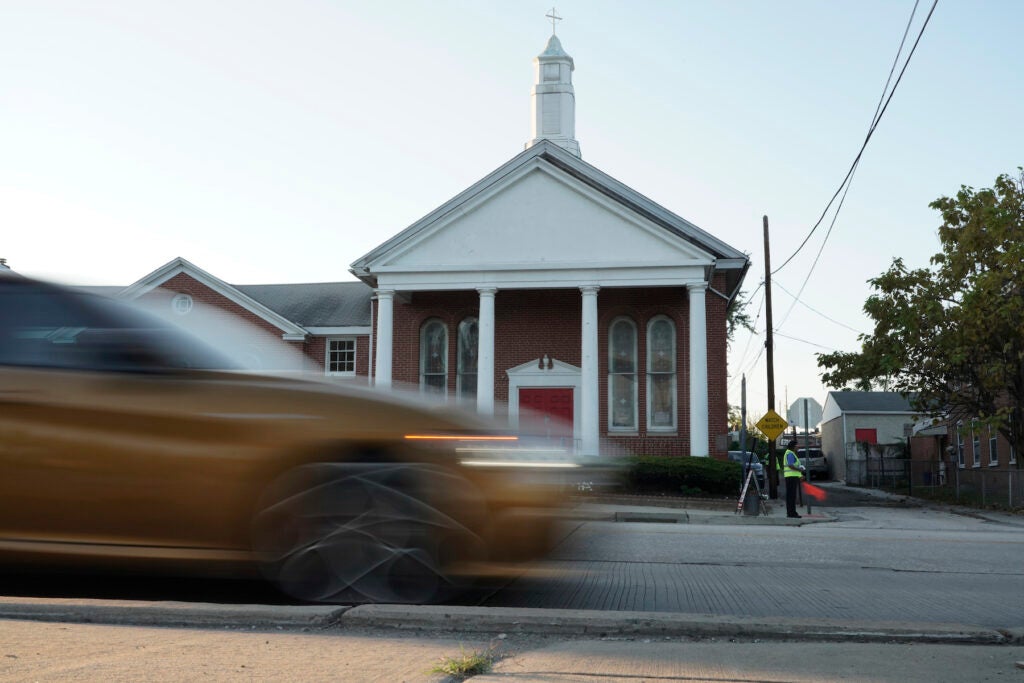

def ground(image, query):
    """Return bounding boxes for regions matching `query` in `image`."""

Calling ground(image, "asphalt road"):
[3,485,1023,632]
[461,485,1024,630]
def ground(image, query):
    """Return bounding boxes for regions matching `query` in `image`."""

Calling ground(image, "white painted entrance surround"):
[350,141,747,457]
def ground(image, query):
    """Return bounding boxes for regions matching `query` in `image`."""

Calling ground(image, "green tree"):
[727,289,754,347]
[817,170,1024,462]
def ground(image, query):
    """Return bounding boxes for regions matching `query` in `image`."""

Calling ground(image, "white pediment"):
[381,162,712,272]
[351,141,748,293]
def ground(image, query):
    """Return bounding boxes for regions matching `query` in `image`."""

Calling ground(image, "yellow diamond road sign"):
[756,410,789,441]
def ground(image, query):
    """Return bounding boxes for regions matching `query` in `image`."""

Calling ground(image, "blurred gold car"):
[0,273,584,603]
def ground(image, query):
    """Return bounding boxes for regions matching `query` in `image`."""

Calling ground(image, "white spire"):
[526,27,580,158]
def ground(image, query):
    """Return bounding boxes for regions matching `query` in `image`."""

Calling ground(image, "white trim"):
[325,337,357,377]
[119,257,308,338]
[306,326,372,335]
[370,268,709,292]
[506,359,582,447]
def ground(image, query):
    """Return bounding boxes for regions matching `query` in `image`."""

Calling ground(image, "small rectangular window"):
[972,424,981,468]
[956,422,965,468]
[989,427,998,466]
[326,338,355,376]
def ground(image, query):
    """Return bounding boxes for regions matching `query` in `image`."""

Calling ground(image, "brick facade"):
[142,273,370,383]
[376,281,731,458]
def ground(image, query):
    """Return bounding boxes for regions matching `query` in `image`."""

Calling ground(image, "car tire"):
[252,461,487,604]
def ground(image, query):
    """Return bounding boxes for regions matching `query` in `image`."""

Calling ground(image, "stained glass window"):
[647,316,676,431]
[608,317,637,431]
[457,317,478,401]
[420,319,447,396]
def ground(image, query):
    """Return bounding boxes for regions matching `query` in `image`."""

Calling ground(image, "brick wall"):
[141,274,372,381]
[381,284,730,458]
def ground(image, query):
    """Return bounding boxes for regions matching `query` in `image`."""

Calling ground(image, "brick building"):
[105,33,749,459]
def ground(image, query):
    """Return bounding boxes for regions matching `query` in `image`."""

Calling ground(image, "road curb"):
[0,598,1013,645]
[0,597,345,629]
[340,605,1011,645]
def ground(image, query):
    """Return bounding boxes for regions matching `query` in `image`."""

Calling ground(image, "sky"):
[3,0,1022,423]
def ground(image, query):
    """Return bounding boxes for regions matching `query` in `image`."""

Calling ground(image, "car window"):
[0,282,238,372]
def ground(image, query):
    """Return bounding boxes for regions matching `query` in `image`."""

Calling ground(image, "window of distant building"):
[956,422,965,468]
[326,338,356,376]
[646,315,677,432]
[1011,416,1018,465]
[457,317,478,402]
[989,426,998,466]
[420,319,447,397]
[972,421,981,468]
[607,317,637,432]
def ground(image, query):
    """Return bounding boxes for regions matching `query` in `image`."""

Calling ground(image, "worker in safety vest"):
[779,438,806,518]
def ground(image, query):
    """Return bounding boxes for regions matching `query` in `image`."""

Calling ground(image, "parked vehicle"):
[797,448,829,480]
[0,272,592,604]
[727,450,766,490]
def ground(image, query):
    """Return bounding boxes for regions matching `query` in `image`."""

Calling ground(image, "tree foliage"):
[726,289,755,347]
[817,170,1024,462]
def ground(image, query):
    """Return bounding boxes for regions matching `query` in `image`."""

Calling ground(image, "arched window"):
[457,317,478,401]
[607,317,637,431]
[646,316,677,431]
[419,319,447,396]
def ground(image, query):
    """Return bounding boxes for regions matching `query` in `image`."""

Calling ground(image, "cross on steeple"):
[545,7,562,35]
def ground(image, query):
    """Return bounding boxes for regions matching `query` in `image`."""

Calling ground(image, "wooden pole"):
[764,216,779,499]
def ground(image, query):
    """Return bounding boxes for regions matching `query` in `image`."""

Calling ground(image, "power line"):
[773,331,837,352]
[773,280,868,336]
[730,288,765,379]
[771,0,937,276]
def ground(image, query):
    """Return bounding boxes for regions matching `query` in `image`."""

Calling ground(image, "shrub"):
[619,455,743,497]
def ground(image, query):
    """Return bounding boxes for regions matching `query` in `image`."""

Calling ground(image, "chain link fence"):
[845,442,1023,510]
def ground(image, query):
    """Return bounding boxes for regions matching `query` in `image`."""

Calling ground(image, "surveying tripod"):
[735,463,770,516]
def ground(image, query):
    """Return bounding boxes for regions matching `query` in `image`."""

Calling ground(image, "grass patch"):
[429,645,497,679]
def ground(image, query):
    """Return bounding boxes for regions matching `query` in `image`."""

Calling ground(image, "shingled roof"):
[827,391,915,413]
[237,282,372,327]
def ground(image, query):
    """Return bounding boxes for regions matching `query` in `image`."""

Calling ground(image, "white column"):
[688,283,709,456]
[374,289,394,390]
[580,285,600,456]
[476,288,497,416]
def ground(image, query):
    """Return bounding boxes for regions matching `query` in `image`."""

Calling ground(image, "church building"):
[95,31,749,459]
[350,32,748,458]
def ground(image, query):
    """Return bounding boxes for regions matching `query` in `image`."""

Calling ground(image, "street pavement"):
[2,488,1024,681]
[0,488,1021,642]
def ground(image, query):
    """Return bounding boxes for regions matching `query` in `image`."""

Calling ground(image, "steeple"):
[526,13,580,158]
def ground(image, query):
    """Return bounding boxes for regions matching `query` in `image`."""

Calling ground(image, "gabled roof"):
[351,140,749,297]
[120,257,309,339]
[237,283,371,328]
[826,391,915,414]
[113,257,373,338]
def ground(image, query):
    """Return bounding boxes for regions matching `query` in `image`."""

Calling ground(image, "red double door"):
[518,388,574,443]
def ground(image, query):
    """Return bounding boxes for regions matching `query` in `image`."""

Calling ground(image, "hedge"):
[619,455,744,497]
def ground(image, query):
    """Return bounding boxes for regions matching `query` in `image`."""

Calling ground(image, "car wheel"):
[252,461,487,604]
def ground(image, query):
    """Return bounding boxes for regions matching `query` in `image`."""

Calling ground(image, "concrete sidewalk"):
[570,495,835,525]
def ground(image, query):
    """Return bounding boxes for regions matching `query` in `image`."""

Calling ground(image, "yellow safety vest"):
[781,449,803,478]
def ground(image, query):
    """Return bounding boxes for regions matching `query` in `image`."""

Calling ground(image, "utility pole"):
[764,215,779,499]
